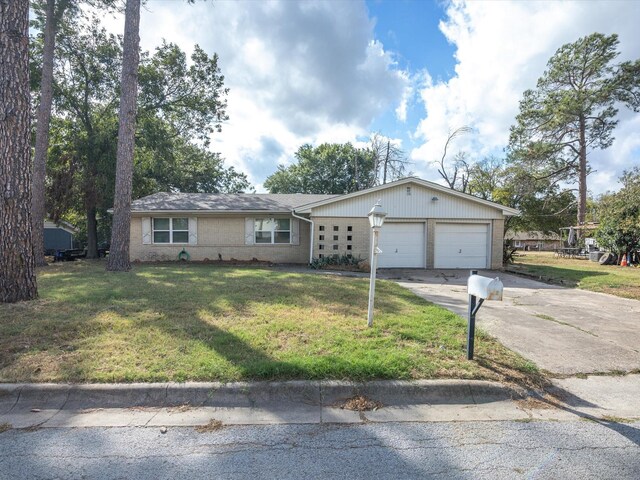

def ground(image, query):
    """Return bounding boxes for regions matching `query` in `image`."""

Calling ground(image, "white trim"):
[295,177,520,216]
[291,210,313,263]
[131,209,294,215]
[152,217,190,244]
[141,217,152,245]
[253,217,292,245]
[188,217,198,245]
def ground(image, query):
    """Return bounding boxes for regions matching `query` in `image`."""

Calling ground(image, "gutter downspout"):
[291,209,314,264]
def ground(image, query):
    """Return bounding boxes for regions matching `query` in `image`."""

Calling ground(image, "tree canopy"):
[30,14,249,254]
[508,33,640,227]
[264,138,408,195]
[264,143,377,194]
[595,168,640,254]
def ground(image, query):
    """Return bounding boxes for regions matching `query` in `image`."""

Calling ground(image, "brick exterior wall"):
[426,219,436,268]
[130,215,310,263]
[310,217,371,261]
[130,213,508,269]
[491,219,505,270]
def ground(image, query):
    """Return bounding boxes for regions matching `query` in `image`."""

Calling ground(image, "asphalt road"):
[1,421,639,480]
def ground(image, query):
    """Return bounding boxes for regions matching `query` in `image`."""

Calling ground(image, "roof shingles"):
[130,192,337,212]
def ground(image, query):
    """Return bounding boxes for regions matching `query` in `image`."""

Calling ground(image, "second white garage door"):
[377,222,425,268]
[434,223,489,269]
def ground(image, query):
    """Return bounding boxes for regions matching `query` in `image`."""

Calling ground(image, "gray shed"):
[44,220,76,253]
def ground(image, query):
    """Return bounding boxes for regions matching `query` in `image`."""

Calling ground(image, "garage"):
[377,222,425,268]
[434,223,489,269]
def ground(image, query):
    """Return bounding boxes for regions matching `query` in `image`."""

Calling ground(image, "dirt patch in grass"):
[195,419,224,433]
[335,395,383,412]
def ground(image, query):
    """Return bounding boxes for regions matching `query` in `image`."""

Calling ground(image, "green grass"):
[510,252,640,300]
[0,261,540,384]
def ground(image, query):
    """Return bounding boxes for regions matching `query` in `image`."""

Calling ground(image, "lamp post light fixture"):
[367,200,387,327]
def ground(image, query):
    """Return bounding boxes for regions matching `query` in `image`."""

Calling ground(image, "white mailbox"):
[467,275,503,301]
[466,271,503,360]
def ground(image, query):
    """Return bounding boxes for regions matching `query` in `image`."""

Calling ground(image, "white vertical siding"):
[311,184,502,219]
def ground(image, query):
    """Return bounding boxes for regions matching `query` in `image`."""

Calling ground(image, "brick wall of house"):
[130,215,310,263]
[491,219,505,269]
[310,216,371,261]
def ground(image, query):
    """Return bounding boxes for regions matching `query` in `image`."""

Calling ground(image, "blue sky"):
[367,0,456,143]
[100,0,640,195]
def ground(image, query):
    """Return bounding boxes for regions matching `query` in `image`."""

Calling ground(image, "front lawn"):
[509,251,640,300]
[0,262,538,384]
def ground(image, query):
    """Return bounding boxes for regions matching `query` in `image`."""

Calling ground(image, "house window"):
[347,235,352,241]
[319,235,324,241]
[153,218,188,244]
[319,225,325,231]
[347,226,352,232]
[255,218,290,244]
[333,235,339,241]
[333,226,339,231]
[333,244,339,250]
[319,244,324,250]
[347,245,352,250]
[406,186,412,196]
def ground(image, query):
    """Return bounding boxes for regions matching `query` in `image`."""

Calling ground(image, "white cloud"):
[97,0,409,191]
[102,0,408,190]
[410,0,640,194]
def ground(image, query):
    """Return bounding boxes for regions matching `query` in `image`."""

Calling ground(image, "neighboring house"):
[44,219,77,254]
[128,177,519,269]
[505,231,562,251]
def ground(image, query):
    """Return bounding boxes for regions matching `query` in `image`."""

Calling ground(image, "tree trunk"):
[31,0,57,267]
[107,0,140,272]
[86,205,98,258]
[577,115,588,227]
[383,141,390,184]
[0,0,38,302]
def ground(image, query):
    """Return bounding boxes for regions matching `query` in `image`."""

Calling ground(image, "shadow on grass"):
[1,262,445,382]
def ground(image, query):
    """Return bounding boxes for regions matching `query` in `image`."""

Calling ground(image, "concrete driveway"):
[380,269,640,375]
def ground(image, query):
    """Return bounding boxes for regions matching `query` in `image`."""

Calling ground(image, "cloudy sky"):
[105,0,640,194]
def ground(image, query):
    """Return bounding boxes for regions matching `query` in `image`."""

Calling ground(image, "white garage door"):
[434,223,489,269]
[377,223,425,268]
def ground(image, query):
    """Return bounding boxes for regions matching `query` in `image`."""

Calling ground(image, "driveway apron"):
[382,269,640,375]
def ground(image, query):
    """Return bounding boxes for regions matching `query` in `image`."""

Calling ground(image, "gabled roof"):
[294,177,520,215]
[130,192,337,213]
[44,219,77,234]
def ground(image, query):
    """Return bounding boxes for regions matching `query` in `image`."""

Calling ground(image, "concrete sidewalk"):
[1,377,638,429]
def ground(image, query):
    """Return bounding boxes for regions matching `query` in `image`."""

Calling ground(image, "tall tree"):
[107,0,141,271]
[37,19,234,250]
[0,0,38,302]
[436,126,473,193]
[264,143,376,194]
[31,0,71,266]
[369,133,409,185]
[41,15,122,258]
[509,33,640,227]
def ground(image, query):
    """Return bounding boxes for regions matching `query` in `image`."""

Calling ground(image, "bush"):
[310,254,364,270]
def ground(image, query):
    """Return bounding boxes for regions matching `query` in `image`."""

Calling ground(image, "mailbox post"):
[467,270,504,360]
